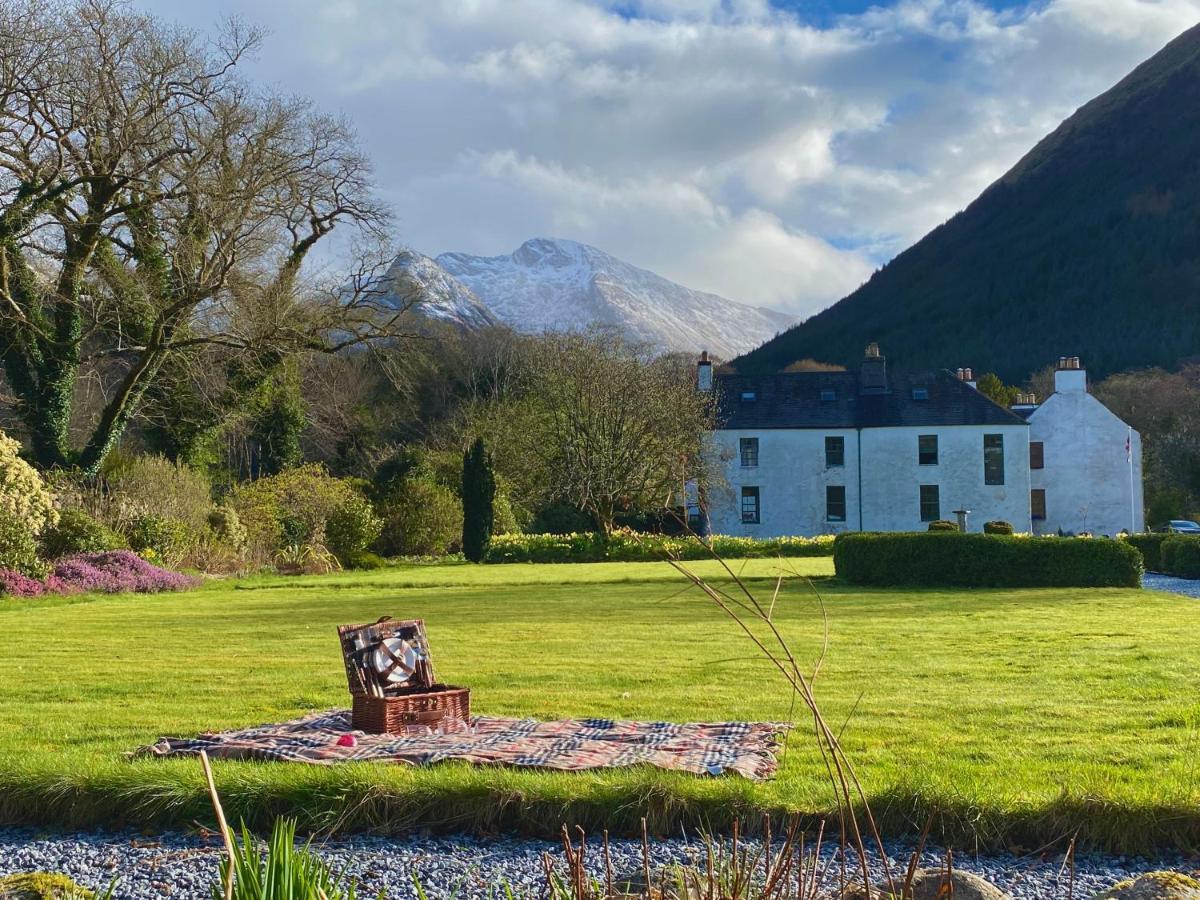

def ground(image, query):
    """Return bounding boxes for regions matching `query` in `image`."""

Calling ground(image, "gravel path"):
[1,827,1197,899]
[1144,572,1200,598]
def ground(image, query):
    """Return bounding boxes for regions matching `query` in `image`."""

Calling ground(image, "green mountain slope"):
[735,23,1200,382]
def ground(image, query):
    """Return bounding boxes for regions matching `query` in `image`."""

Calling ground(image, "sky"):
[140,0,1200,318]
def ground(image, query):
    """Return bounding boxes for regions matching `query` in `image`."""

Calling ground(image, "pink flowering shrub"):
[0,551,198,598]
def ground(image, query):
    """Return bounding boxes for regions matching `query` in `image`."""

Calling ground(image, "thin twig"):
[199,750,235,900]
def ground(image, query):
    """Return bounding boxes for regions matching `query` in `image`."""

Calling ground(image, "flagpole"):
[1128,426,1136,533]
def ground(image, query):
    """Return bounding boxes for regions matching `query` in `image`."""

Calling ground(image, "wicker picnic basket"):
[337,617,470,734]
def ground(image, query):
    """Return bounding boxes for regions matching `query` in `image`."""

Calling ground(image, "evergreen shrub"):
[39,508,126,559]
[1161,536,1200,579]
[833,532,1142,588]
[983,520,1014,535]
[1123,532,1172,572]
[482,531,836,564]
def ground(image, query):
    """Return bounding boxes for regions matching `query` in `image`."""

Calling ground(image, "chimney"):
[1053,356,1087,394]
[1011,392,1038,410]
[696,350,713,392]
[859,342,888,394]
[956,367,976,389]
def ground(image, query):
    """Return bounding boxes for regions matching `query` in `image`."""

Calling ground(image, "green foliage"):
[1161,536,1200,578]
[461,438,496,562]
[230,464,359,563]
[249,363,307,477]
[102,453,213,533]
[39,509,126,559]
[345,550,386,570]
[833,532,1143,588]
[528,502,595,535]
[215,819,363,900]
[975,373,1020,408]
[207,505,248,550]
[0,516,46,578]
[127,514,192,558]
[927,520,959,532]
[0,871,106,899]
[483,531,836,564]
[983,520,1015,535]
[0,428,56,537]
[1122,532,1172,572]
[325,494,384,565]
[376,481,463,557]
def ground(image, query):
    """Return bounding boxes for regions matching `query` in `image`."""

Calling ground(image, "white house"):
[1012,357,1144,536]
[702,345,1033,536]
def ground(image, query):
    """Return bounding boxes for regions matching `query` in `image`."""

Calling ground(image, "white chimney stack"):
[1053,356,1087,394]
[697,350,713,392]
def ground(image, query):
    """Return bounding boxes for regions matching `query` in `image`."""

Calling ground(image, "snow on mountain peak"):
[377,248,500,330]
[434,238,796,358]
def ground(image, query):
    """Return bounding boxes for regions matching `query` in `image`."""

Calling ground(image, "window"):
[740,391,757,403]
[820,389,836,402]
[984,433,1005,485]
[912,388,929,401]
[825,435,845,467]
[919,484,940,522]
[918,434,938,466]
[739,437,759,468]
[826,485,846,522]
[1030,441,1045,470]
[740,487,760,524]
[1031,488,1047,520]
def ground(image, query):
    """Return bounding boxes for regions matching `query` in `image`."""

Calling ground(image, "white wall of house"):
[859,425,1031,533]
[706,428,861,536]
[1027,367,1144,536]
[706,424,1032,537]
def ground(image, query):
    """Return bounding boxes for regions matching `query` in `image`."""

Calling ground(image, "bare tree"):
[515,329,716,535]
[0,0,413,473]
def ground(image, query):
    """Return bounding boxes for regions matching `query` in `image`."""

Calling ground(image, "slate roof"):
[714,368,1028,430]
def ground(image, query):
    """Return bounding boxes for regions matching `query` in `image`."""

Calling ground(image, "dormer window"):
[740,391,757,403]
[912,388,929,401]
[820,389,836,402]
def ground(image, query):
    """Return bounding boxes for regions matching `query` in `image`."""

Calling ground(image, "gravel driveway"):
[2,827,1198,899]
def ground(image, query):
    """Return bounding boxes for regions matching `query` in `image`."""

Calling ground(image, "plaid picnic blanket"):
[142,710,790,780]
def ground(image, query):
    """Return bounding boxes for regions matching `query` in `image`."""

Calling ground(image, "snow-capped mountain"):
[377,248,500,330]
[384,238,795,357]
[437,238,795,358]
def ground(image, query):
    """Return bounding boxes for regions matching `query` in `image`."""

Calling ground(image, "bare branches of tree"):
[0,0,412,473]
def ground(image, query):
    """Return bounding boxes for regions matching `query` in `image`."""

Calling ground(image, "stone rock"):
[0,872,95,900]
[841,868,1013,900]
[1091,872,1200,899]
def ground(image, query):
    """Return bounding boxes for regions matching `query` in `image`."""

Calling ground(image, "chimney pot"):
[865,342,881,359]
[696,349,713,392]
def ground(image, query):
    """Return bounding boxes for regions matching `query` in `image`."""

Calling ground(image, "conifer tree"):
[461,437,496,562]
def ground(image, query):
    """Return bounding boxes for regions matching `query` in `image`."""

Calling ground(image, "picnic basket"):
[337,617,470,734]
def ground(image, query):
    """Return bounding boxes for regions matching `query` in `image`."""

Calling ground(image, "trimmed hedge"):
[833,532,1142,588]
[1122,533,1172,573]
[983,520,1014,535]
[928,520,958,532]
[482,531,835,564]
[1161,536,1200,579]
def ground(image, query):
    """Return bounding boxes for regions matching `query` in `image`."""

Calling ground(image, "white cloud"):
[140,0,1200,316]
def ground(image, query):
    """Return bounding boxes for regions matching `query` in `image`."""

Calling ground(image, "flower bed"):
[0,551,199,598]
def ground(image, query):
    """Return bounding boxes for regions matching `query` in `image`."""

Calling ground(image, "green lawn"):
[1,557,1197,853]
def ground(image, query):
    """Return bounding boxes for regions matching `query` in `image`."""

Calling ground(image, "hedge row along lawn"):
[1,557,1197,854]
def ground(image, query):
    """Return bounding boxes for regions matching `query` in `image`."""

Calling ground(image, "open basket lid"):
[337,617,438,696]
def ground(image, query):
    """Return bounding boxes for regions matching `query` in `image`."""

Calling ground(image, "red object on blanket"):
[336,733,357,747]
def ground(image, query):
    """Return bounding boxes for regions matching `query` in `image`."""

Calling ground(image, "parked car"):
[1167,519,1200,534]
